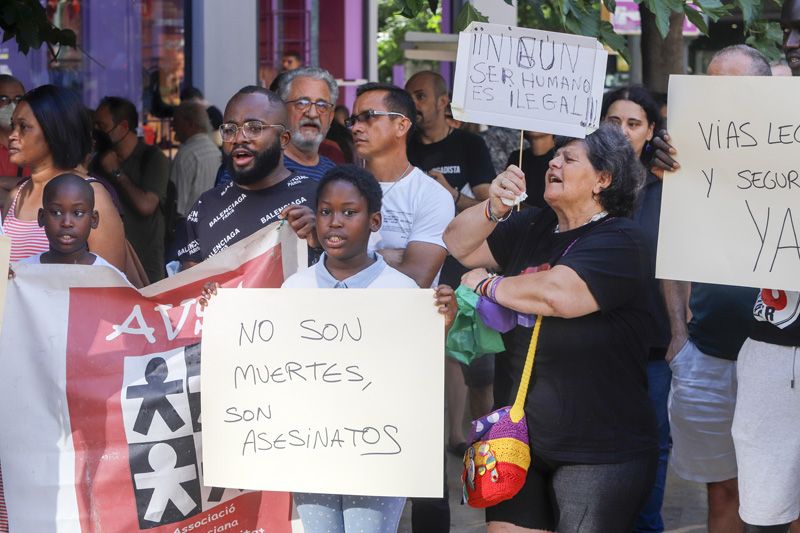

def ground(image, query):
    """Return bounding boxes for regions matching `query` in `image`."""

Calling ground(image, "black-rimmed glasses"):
[219,120,285,142]
[345,110,408,129]
[286,98,335,114]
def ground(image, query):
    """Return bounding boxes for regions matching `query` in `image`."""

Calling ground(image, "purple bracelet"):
[488,275,504,303]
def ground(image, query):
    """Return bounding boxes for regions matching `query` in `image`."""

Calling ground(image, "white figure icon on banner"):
[134,442,197,522]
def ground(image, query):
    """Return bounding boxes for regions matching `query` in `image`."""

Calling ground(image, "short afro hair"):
[316,164,383,214]
[43,173,95,208]
[227,86,287,124]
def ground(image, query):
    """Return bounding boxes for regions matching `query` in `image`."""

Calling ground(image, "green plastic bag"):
[445,285,506,364]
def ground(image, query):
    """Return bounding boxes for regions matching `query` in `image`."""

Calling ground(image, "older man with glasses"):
[178,86,318,270]
[276,67,341,181]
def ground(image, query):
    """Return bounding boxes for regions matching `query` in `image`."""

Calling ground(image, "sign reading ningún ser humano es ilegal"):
[451,22,609,138]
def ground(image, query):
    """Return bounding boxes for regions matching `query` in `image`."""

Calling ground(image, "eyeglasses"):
[219,120,285,142]
[0,96,22,106]
[286,98,335,114]
[345,110,408,129]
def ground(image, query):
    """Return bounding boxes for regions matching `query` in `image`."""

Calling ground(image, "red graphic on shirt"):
[761,289,788,310]
[64,248,291,532]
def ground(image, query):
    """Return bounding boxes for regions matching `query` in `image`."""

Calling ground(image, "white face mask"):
[0,103,15,129]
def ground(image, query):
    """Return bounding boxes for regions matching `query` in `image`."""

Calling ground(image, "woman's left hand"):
[461,268,491,292]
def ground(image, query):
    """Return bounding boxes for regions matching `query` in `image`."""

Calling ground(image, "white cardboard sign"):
[657,75,800,291]
[451,22,608,137]
[201,288,444,497]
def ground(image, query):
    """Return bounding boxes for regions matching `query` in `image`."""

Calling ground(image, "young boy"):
[20,173,121,272]
[200,164,456,533]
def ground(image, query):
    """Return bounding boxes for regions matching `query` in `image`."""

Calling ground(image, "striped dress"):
[2,180,49,262]
[0,468,5,532]
[0,181,46,529]
[0,178,120,529]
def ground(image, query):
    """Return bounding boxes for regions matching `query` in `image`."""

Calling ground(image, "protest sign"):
[0,222,303,532]
[451,22,608,137]
[201,288,444,498]
[658,75,800,292]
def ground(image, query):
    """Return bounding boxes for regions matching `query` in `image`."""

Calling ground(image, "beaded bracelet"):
[484,200,512,223]
[488,275,504,302]
[474,275,494,296]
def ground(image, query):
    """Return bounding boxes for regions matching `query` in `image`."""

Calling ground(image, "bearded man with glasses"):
[178,86,318,270]
[276,67,340,180]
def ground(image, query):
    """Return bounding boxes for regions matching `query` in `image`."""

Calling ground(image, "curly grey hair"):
[555,123,645,217]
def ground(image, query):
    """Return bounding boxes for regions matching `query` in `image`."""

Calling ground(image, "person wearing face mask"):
[0,75,28,208]
[91,96,170,283]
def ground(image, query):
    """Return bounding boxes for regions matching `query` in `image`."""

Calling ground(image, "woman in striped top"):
[1,85,125,267]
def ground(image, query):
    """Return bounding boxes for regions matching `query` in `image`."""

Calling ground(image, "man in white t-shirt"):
[347,83,454,532]
[347,82,453,288]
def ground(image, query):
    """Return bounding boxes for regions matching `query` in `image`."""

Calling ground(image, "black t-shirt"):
[750,289,800,346]
[408,128,496,287]
[688,283,759,360]
[178,174,316,263]
[487,207,657,463]
[506,148,554,209]
[632,173,671,357]
[407,128,495,192]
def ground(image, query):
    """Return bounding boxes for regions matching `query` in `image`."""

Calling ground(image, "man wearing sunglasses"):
[348,82,453,290]
[276,67,338,182]
[178,86,317,270]
[350,83,454,532]
[0,75,27,208]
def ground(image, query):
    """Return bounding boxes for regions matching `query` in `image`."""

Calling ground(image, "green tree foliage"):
[1,0,76,55]
[396,0,782,63]
[379,1,443,83]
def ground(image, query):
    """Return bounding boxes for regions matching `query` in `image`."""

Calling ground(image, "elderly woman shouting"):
[444,123,658,533]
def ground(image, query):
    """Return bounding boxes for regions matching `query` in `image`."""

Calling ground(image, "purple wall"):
[0,0,142,111]
[82,0,142,109]
[342,0,363,110]
[439,0,452,88]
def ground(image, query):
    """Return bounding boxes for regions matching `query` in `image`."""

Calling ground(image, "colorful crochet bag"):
[461,313,543,508]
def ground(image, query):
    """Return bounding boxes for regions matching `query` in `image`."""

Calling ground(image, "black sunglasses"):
[344,109,408,129]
